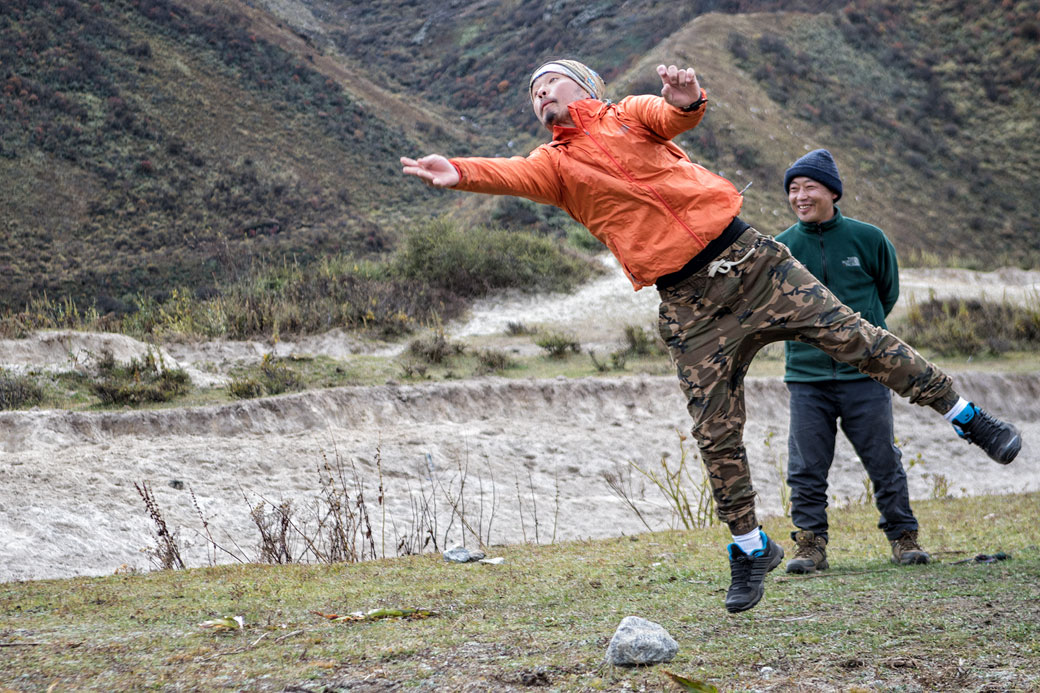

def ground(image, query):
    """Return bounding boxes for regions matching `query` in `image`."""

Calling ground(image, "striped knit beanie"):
[529,59,605,100]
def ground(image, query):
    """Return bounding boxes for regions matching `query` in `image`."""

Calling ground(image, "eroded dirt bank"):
[1,372,1035,582]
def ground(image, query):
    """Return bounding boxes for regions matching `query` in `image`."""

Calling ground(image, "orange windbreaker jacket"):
[450,94,744,289]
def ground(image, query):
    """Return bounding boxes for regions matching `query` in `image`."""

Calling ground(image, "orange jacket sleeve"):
[449,146,562,207]
[618,91,707,141]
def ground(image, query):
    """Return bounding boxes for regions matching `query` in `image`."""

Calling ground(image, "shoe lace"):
[729,552,751,584]
[959,409,1006,445]
[893,531,922,554]
[792,533,822,559]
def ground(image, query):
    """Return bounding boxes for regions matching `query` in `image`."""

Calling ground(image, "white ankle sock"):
[944,397,971,423]
[732,527,763,554]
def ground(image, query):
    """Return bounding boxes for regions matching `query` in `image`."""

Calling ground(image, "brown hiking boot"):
[785,530,829,574]
[890,530,931,565]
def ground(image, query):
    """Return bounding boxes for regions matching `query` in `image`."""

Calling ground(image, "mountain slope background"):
[1,0,1037,314]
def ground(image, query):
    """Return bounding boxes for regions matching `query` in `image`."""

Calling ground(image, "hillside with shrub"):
[1,0,1037,328]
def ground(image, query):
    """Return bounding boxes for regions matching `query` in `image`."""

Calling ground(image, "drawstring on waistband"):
[707,247,756,277]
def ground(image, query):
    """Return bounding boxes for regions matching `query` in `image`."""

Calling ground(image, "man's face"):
[530,72,589,130]
[788,176,838,224]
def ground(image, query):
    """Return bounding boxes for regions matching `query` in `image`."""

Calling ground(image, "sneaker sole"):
[994,431,1022,465]
[892,554,931,565]
[785,559,829,574]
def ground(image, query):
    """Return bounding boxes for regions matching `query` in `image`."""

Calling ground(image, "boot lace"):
[892,531,923,555]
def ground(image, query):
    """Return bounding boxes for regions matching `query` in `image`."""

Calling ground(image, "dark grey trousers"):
[786,379,918,541]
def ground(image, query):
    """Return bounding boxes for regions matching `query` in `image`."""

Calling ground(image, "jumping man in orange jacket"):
[400,59,1021,613]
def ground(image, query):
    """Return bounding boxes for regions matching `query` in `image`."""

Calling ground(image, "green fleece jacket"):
[775,208,899,382]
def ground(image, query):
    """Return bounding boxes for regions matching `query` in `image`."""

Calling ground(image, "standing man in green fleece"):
[776,149,931,573]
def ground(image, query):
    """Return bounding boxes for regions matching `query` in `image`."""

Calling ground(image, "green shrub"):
[258,354,302,395]
[535,332,581,359]
[90,349,191,406]
[622,324,663,356]
[406,330,465,365]
[227,354,303,399]
[0,369,44,410]
[505,321,534,336]
[895,296,1040,356]
[475,348,516,375]
[227,376,265,400]
[391,218,597,297]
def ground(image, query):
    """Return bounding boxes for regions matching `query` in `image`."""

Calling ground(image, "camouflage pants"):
[657,227,955,535]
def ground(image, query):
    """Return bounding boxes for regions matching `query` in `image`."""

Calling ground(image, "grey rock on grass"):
[605,615,678,666]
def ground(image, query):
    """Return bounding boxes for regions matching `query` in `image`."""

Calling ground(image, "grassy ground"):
[2,492,1037,692]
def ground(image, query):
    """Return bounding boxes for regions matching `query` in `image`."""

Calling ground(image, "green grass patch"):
[1,493,1037,691]
[391,218,599,298]
[0,367,43,410]
[89,349,190,406]
[893,296,1040,357]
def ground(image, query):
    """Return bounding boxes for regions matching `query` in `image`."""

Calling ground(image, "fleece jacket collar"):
[795,207,844,235]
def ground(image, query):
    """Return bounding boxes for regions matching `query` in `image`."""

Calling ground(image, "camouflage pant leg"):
[658,228,955,534]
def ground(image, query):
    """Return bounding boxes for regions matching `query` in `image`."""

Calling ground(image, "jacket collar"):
[795,206,844,234]
[550,99,607,141]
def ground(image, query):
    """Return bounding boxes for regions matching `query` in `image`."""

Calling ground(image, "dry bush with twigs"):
[135,446,560,571]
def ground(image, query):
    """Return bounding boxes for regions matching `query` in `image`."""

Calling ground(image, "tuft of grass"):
[227,354,305,400]
[894,295,1040,356]
[0,368,44,410]
[474,347,516,375]
[406,329,466,366]
[535,331,581,359]
[621,324,665,357]
[0,493,1037,691]
[90,349,191,406]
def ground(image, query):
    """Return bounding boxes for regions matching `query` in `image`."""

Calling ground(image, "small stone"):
[605,616,678,666]
[442,546,486,563]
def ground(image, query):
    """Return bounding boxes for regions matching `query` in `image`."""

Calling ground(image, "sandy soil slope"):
[1,267,1037,582]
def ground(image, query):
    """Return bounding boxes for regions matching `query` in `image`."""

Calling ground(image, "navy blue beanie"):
[784,149,842,201]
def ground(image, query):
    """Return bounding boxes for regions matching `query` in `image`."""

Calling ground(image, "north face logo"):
[842,257,861,268]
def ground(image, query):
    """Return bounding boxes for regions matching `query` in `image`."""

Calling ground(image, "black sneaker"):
[952,403,1022,464]
[724,531,784,613]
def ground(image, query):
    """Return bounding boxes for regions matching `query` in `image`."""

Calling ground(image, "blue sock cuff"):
[729,529,769,558]
[952,402,977,426]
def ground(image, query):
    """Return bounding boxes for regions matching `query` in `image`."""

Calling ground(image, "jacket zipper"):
[816,229,837,379]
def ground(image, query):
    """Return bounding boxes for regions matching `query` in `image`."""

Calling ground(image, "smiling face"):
[530,72,589,130]
[788,176,838,224]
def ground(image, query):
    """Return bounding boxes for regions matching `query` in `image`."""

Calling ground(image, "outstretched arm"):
[400,155,460,187]
[656,64,703,109]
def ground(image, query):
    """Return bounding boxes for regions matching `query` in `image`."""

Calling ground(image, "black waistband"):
[655,217,751,290]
